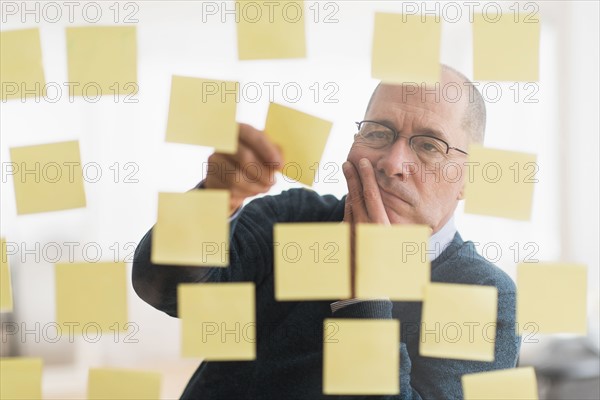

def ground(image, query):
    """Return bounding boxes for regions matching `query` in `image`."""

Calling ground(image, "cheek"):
[416,176,458,205]
[426,182,462,214]
[347,144,377,164]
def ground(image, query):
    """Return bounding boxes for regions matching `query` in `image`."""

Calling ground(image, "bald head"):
[444,65,486,144]
[365,65,486,144]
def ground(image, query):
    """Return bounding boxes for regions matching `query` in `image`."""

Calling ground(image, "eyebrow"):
[371,119,450,142]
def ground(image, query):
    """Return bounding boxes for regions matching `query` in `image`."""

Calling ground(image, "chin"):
[384,205,418,225]
[381,195,410,217]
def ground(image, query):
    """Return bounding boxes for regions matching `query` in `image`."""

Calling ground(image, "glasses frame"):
[355,120,469,156]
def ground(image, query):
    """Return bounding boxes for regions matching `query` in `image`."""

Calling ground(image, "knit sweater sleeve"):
[131,188,343,317]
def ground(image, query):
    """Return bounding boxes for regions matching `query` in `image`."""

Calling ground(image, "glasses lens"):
[411,136,448,162]
[357,122,395,147]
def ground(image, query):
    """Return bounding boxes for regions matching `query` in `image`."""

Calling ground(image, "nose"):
[375,136,418,178]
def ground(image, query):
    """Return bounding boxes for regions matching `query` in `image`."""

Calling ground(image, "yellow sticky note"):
[464,145,537,221]
[356,224,430,300]
[55,262,128,333]
[0,28,46,101]
[420,283,498,361]
[517,263,587,335]
[462,367,538,400]
[0,358,43,400]
[10,141,86,215]
[323,319,399,395]
[66,26,137,96]
[473,14,540,81]
[1,238,14,311]
[152,191,229,267]
[166,76,238,153]
[274,223,350,300]
[372,13,441,85]
[236,0,306,60]
[178,282,255,360]
[264,102,332,186]
[88,368,161,400]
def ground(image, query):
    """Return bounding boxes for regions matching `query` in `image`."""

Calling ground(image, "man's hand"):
[343,158,391,297]
[204,123,284,215]
[343,158,391,225]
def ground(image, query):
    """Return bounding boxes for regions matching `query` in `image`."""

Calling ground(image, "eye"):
[356,122,395,146]
[420,142,439,152]
[364,130,390,140]
[413,137,446,155]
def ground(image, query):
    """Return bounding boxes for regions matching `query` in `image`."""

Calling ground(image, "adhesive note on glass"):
[420,283,498,361]
[462,366,538,400]
[372,13,441,85]
[178,282,255,360]
[88,368,161,400]
[464,144,537,221]
[55,262,128,333]
[517,263,587,335]
[356,224,430,300]
[274,223,350,300]
[66,26,137,96]
[0,358,43,400]
[1,238,14,311]
[166,75,238,153]
[152,191,229,267]
[0,28,46,101]
[10,141,86,215]
[323,319,399,395]
[264,102,332,186]
[473,13,540,81]
[236,0,306,60]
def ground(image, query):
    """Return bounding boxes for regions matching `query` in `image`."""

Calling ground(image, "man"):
[132,65,520,399]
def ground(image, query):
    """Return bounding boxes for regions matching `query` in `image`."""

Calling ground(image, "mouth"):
[377,180,413,207]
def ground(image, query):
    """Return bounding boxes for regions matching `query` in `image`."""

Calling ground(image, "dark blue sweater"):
[132,188,520,399]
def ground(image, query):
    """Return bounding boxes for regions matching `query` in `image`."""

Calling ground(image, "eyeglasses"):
[354,120,468,164]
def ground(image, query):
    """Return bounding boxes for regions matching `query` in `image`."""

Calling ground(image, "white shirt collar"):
[428,216,457,261]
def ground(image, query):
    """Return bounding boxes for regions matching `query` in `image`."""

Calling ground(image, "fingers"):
[230,179,270,201]
[355,158,389,223]
[225,149,274,190]
[343,159,389,224]
[208,124,280,186]
[343,161,368,222]
[239,123,284,169]
[343,192,356,298]
[225,140,277,187]
[343,191,354,224]
[204,145,272,197]
[343,158,389,299]
[202,123,282,215]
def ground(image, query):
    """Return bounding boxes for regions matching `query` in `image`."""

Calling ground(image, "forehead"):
[366,83,468,143]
